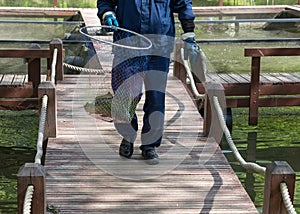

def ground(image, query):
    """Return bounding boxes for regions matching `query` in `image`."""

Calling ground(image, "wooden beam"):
[245,48,300,57]
[0,49,51,58]
[249,57,260,125]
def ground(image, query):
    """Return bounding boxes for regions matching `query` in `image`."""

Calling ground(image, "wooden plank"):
[12,75,26,85]
[0,99,38,109]
[245,48,300,57]
[291,72,300,79]
[280,73,300,82]
[0,7,78,18]
[0,49,51,58]
[259,84,300,95]
[268,73,294,83]
[260,74,272,83]
[0,87,34,98]
[45,74,258,214]
[229,73,249,83]
[192,6,285,17]
[79,9,99,27]
[263,73,283,83]
[0,74,14,85]
[218,73,240,83]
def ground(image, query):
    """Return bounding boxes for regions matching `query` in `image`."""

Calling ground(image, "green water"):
[0,110,38,214]
[223,107,300,213]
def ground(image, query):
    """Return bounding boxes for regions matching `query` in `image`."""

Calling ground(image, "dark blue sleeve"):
[97,0,117,20]
[170,0,195,20]
[170,0,195,32]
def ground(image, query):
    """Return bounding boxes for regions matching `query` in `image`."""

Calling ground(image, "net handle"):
[79,25,153,50]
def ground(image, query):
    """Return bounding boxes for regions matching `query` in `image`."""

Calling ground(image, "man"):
[97,0,199,164]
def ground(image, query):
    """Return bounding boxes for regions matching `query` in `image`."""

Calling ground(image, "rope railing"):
[63,62,109,74]
[34,94,48,165]
[180,48,205,100]
[17,39,60,214]
[23,185,34,214]
[212,96,266,174]
[51,48,58,84]
[33,47,57,165]
[179,45,297,213]
[213,95,297,213]
[280,182,297,214]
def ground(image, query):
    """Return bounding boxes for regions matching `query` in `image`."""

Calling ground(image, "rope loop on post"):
[23,185,34,214]
[280,182,297,214]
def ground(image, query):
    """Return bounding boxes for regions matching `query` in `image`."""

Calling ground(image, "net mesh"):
[81,26,151,122]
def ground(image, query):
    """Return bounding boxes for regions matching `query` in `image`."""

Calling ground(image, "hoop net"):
[79,25,152,122]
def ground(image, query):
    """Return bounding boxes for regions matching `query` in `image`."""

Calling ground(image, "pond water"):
[0,16,300,213]
[224,107,300,213]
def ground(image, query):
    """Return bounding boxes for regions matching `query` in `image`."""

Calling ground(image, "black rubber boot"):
[119,139,134,158]
[142,148,159,165]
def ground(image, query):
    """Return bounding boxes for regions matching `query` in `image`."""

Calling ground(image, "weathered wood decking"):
[45,72,258,214]
[43,8,259,214]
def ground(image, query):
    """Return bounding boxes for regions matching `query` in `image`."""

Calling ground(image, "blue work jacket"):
[97,0,195,37]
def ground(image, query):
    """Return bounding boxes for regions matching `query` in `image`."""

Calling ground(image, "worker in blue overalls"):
[97,0,199,164]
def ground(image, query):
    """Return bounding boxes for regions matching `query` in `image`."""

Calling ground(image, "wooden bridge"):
[41,9,259,214]
[0,6,296,214]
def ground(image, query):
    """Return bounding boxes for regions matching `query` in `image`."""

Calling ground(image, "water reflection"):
[223,107,300,213]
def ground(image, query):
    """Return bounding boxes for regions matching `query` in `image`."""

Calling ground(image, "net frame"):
[79,25,153,122]
[79,25,152,50]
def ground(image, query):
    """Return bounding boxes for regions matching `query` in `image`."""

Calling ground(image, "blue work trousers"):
[112,55,170,151]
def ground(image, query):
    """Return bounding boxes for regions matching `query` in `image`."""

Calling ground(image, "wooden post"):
[219,0,223,6]
[262,161,296,214]
[38,81,57,138]
[249,56,261,125]
[49,38,64,82]
[203,82,225,145]
[27,44,42,97]
[173,39,186,84]
[17,163,46,214]
[203,93,211,137]
[53,0,58,7]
